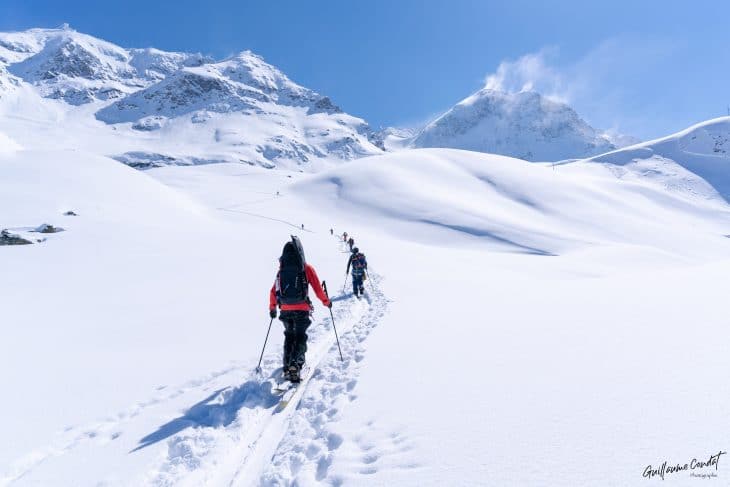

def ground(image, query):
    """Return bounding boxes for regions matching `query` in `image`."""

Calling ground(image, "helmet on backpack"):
[280,235,306,269]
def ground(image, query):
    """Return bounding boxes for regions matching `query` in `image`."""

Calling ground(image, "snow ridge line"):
[139,261,385,485]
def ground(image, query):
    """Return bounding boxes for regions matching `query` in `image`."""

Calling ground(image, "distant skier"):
[301,224,304,230]
[330,228,333,235]
[269,236,331,382]
[342,231,348,243]
[348,237,355,252]
[346,247,368,297]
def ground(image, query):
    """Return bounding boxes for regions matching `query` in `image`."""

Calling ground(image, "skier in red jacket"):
[269,236,331,382]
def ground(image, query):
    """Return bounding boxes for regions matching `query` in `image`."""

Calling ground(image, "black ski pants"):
[352,273,365,296]
[279,310,311,369]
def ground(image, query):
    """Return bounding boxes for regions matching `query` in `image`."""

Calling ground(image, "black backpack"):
[276,236,308,305]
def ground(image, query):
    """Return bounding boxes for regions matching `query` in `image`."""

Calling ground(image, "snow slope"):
[0,130,20,153]
[0,65,16,96]
[0,148,384,485]
[587,116,730,199]
[273,141,730,485]
[372,126,418,152]
[297,148,730,258]
[412,88,616,161]
[4,110,730,485]
[0,150,289,484]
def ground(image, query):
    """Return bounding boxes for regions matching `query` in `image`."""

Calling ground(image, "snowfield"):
[3,115,730,486]
[0,131,21,153]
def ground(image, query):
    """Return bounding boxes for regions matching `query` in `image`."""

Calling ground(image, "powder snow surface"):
[3,115,730,485]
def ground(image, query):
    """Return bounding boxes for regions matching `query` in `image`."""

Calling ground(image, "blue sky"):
[1,0,729,139]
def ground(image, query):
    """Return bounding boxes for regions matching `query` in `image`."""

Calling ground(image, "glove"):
[269,309,277,318]
[325,300,332,308]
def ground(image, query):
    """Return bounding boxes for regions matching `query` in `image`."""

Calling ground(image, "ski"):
[273,380,297,394]
[274,383,298,411]
[273,369,308,412]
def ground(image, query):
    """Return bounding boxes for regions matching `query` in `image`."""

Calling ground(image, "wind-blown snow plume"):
[482,37,675,141]
[484,48,567,103]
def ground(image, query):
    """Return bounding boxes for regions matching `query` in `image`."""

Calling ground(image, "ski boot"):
[288,365,301,383]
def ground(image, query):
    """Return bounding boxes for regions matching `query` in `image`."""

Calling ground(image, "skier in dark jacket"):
[269,236,331,382]
[348,237,355,252]
[346,247,368,297]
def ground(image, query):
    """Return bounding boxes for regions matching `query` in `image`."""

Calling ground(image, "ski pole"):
[255,317,274,373]
[322,281,344,362]
[365,269,375,292]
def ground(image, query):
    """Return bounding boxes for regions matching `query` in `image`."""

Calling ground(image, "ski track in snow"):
[217,206,316,233]
[254,272,389,486]
[250,243,416,487]
[138,240,388,486]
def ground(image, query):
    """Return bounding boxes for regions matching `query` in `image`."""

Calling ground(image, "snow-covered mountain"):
[0,26,383,169]
[587,116,730,199]
[97,51,342,123]
[372,126,418,151]
[0,65,14,96]
[1,26,209,104]
[94,50,383,167]
[412,88,617,161]
[601,129,641,149]
[1,26,640,169]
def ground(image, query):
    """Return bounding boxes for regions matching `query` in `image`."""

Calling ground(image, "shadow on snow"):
[132,379,279,452]
[418,218,556,256]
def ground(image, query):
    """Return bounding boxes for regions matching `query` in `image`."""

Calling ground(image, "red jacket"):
[270,263,331,311]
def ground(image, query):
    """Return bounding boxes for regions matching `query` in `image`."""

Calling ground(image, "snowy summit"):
[412,88,617,161]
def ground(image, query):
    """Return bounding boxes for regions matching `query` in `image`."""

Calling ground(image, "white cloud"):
[482,36,680,139]
[484,48,568,103]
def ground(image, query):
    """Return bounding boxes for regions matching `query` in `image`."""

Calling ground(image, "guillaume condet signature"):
[643,451,726,480]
